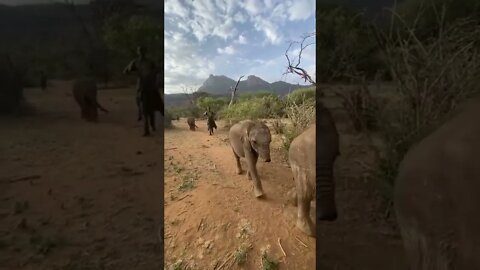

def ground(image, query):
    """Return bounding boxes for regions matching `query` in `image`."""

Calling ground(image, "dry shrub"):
[371,12,480,201]
[282,96,316,159]
[284,97,316,132]
[271,119,285,134]
[334,78,380,132]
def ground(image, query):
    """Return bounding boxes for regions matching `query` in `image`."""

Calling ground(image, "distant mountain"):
[165,74,313,107]
[197,74,311,96]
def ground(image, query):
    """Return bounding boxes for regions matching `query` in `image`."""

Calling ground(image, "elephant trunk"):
[317,161,337,221]
[259,147,271,162]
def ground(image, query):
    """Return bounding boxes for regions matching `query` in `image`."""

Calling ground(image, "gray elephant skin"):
[187,117,198,131]
[288,103,339,237]
[229,120,272,198]
[72,78,108,122]
[394,100,480,270]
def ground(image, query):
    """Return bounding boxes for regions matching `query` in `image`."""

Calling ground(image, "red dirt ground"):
[0,81,163,270]
[0,81,406,270]
[164,88,407,270]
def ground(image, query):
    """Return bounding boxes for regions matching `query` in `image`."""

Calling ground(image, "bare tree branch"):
[228,75,244,107]
[182,86,196,107]
[284,32,316,85]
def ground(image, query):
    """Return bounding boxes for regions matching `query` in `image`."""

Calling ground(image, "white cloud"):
[252,16,283,45]
[233,11,248,23]
[165,0,190,18]
[164,0,315,93]
[217,45,236,55]
[287,0,315,21]
[164,32,216,93]
[241,0,264,16]
[235,34,247,44]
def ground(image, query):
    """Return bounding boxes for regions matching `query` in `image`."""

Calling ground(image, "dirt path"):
[164,93,408,270]
[164,119,316,269]
[0,81,163,269]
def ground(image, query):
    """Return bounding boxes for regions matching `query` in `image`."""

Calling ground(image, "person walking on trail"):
[204,107,217,135]
[123,45,164,136]
[123,46,164,120]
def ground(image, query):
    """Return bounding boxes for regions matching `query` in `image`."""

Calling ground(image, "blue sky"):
[164,0,316,94]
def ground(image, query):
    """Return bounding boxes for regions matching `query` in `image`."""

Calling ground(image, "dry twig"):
[278,238,287,257]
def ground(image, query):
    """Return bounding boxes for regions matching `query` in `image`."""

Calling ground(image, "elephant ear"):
[245,123,253,140]
[242,124,253,148]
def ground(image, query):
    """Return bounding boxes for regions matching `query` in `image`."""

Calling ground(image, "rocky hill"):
[197,74,311,96]
[165,74,313,107]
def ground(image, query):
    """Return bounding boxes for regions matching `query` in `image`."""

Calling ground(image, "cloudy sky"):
[165,0,316,94]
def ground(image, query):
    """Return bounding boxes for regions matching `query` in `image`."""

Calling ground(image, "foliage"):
[334,81,379,132]
[370,14,480,201]
[285,87,316,105]
[238,91,276,101]
[103,14,162,61]
[196,96,228,114]
[164,110,173,129]
[395,0,480,40]
[281,96,316,158]
[316,5,383,81]
[220,93,284,121]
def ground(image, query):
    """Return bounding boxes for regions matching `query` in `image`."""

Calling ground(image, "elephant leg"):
[233,149,243,174]
[150,110,156,131]
[84,98,98,122]
[143,111,150,136]
[295,172,315,236]
[245,151,264,198]
[137,95,142,121]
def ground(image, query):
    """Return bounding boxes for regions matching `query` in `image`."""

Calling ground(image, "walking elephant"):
[288,102,339,237]
[229,120,272,198]
[395,98,480,270]
[72,78,108,122]
[187,117,198,131]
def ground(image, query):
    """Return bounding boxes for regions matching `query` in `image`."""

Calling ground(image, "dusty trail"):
[165,91,408,270]
[0,81,163,270]
[164,119,316,269]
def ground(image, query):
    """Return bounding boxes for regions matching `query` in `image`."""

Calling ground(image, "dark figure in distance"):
[123,46,164,136]
[204,108,217,135]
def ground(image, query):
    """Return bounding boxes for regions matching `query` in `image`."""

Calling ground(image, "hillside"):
[197,74,311,96]
[165,74,312,107]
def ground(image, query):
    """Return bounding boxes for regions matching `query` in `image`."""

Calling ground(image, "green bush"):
[285,87,316,105]
[196,96,228,115]
[164,110,173,128]
[220,94,284,121]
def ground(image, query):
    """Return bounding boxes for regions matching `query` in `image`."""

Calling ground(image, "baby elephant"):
[289,109,339,237]
[395,99,480,269]
[72,78,108,122]
[229,120,272,198]
[187,117,198,131]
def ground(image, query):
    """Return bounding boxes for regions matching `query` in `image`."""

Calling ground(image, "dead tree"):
[182,86,199,116]
[284,32,316,85]
[228,75,244,108]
